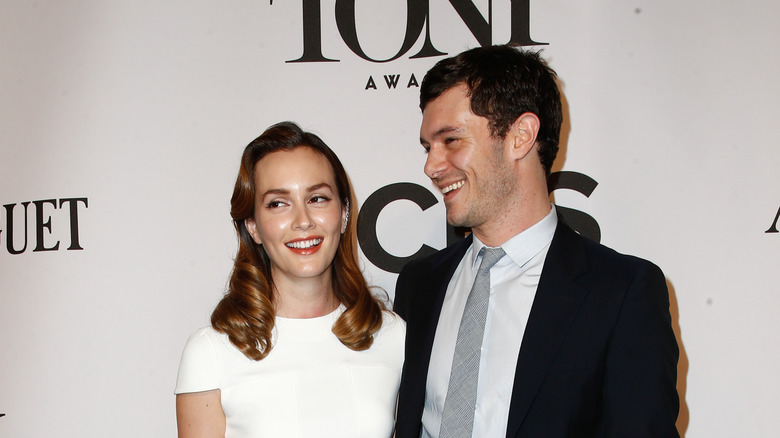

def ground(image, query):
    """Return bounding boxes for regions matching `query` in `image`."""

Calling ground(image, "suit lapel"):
[399,236,472,435]
[505,223,591,437]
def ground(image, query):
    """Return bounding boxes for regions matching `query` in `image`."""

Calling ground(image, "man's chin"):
[446,211,472,229]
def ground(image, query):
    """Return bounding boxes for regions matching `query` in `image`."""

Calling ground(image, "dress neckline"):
[275,303,344,322]
[273,304,344,342]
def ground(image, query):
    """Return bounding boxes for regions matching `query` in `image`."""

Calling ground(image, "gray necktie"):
[439,246,506,438]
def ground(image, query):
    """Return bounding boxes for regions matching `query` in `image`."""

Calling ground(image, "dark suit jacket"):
[393,221,679,438]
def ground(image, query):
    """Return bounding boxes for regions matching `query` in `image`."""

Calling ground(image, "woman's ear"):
[245,218,262,245]
[508,112,541,161]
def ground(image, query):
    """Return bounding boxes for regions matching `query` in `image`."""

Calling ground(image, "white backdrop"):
[1,1,778,436]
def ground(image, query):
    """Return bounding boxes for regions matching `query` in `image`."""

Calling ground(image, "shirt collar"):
[470,204,558,270]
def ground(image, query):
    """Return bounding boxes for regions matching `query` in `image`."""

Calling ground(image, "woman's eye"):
[266,200,285,208]
[310,195,330,204]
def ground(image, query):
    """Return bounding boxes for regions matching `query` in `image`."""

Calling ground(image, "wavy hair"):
[211,121,384,360]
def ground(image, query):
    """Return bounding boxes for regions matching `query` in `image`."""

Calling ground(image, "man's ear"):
[245,218,262,245]
[508,112,540,161]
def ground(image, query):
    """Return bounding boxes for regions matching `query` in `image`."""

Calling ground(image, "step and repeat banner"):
[1,1,778,436]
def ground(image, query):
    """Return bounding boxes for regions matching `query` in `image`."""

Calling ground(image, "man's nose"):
[424,146,445,180]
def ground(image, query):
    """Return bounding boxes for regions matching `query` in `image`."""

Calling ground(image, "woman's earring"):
[342,200,350,233]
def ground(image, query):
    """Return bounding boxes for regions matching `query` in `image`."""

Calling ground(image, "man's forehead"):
[420,88,480,141]
[421,87,469,117]
[427,84,470,108]
[420,125,463,142]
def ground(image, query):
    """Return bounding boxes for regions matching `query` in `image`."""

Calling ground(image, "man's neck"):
[471,197,552,247]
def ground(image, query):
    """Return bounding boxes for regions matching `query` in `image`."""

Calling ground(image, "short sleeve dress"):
[175,305,405,438]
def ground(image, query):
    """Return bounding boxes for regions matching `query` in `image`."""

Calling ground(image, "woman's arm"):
[176,390,226,438]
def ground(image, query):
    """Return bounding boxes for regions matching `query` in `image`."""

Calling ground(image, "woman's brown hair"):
[210,121,384,360]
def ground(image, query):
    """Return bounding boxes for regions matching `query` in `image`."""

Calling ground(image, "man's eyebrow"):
[420,126,462,144]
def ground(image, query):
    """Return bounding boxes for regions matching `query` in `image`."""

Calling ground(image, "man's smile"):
[440,180,465,195]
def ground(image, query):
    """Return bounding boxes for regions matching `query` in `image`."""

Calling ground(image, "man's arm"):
[393,261,418,321]
[602,260,680,437]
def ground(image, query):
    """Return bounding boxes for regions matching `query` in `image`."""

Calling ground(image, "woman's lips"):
[285,237,323,255]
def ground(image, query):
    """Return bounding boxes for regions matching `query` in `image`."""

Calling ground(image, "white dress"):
[175,305,405,438]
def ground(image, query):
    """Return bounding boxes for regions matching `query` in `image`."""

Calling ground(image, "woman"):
[175,122,405,437]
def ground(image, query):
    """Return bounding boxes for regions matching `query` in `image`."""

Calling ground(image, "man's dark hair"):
[420,45,563,175]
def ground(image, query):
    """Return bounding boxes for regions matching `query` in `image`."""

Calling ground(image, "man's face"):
[420,84,516,231]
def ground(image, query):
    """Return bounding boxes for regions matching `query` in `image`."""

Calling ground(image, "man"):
[393,45,679,438]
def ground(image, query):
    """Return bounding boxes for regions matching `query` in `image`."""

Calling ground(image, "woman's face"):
[245,146,346,288]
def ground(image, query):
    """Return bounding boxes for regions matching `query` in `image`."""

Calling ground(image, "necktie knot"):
[478,247,505,273]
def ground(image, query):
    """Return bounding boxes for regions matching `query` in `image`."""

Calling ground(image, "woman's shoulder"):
[376,310,406,344]
[180,327,211,358]
[380,309,405,329]
[344,309,404,367]
[181,326,235,357]
[176,326,225,394]
[185,325,222,343]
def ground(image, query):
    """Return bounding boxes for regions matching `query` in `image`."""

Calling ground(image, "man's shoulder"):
[552,221,665,281]
[398,235,472,278]
[393,236,472,315]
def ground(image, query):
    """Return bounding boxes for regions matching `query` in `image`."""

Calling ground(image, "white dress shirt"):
[421,206,558,438]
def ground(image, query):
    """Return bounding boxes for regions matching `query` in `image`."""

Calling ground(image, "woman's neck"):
[272,274,339,318]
